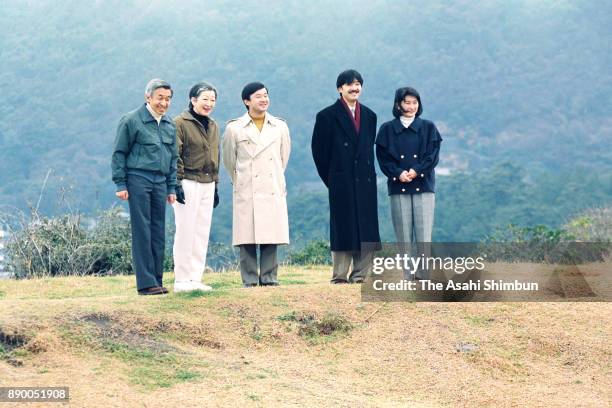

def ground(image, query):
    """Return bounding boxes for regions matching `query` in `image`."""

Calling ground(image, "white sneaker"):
[191,281,213,291]
[174,281,195,293]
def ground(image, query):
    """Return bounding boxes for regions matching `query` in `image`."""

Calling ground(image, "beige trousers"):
[172,180,215,283]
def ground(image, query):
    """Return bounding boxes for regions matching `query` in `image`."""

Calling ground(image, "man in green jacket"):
[111,78,178,295]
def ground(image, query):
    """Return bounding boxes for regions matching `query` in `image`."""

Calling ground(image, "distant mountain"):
[1,0,610,244]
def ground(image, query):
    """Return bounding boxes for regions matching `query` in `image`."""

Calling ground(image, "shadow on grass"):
[173,289,228,299]
[279,279,307,285]
[61,313,212,389]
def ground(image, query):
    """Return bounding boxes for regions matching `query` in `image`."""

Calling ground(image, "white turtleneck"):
[400,116,414,128]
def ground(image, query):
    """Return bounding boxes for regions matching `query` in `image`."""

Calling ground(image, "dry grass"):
[0,265,610,407]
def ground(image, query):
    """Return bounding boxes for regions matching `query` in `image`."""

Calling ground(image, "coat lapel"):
[237,112,277,158]
[182,111,211,150]
[252,113,278,157]
[333,99,358,146]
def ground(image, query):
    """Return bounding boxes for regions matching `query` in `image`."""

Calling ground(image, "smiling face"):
[145,87,172,116]
[338,79,362,105]
[191,90,216,117]
[399,95,419,118]
[244,88,269,116]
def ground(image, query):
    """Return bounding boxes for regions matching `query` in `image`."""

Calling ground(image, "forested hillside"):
[1,0,610,244]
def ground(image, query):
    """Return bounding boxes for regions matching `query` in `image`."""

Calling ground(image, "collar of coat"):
[392,116,423,134]
[138,103,173,124]
[178,109,217,127]
[234,111,281,128]
[332,99,361,141]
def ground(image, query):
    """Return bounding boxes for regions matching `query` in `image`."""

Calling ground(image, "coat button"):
[393,177,397,181]
[356,178,359,182]
[400,155,404,159]
[416,188,420,192]
[413,154,418,158]
[367,178,371,182]
[421,174,424,178]
[354,160,358,164]
[401,188,406,192]
[344,142,348,147]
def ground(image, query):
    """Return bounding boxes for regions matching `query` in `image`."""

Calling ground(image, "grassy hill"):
[1,268,610,407]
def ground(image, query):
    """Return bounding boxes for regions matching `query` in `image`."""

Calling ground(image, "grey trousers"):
[239,244,278,286]
[390,193,435,280]
[390,193,435,243]
[127,175,167,291]
[331,250,373,283]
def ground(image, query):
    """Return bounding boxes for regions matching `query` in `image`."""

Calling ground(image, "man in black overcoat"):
[311,69,381,284]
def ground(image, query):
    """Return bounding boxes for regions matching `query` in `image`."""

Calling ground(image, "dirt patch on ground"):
[0,328,28,352]
[0,324,55,367]
[77,312,176,353]
[277,310,354,338]
[71,311,223,351]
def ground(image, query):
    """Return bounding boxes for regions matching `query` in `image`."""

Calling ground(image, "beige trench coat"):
[222,112,291,246]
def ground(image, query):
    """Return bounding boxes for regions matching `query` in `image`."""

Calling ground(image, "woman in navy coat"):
[376,87,442,277]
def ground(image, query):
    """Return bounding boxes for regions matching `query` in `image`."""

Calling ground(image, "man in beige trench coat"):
[222,82,291,287]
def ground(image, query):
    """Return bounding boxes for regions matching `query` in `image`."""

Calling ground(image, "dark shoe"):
[349,278,364,284]
[330,279,349,284]
[138,286,166,295]
[160,286,169,294]
[243,283,258,288]
[260,282,279,286]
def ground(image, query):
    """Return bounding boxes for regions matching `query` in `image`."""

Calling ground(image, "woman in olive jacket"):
[172,82,220,292]
[375,87,442,278]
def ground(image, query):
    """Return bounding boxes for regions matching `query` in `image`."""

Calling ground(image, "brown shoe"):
[160,287,169,294]
[138,286,166,296]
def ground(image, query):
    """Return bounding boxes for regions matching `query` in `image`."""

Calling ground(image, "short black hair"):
[392,87,423,118]
[241,82,267,110]
[336,69,363,89]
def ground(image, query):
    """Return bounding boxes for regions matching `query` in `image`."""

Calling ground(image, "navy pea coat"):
[375,117,442,195]
[311,99,381,251]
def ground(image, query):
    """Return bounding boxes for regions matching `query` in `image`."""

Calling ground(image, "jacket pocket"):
[161,129,175,145]
[140,143,161,170]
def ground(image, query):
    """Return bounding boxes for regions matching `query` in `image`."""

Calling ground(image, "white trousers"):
[172,180,215,283]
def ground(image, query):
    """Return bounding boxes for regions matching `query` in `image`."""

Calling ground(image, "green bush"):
[563,207,611,242]
[483,221,610,263]
[288,239,331,265]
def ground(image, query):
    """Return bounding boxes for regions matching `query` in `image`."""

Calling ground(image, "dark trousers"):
[127,175,167,291]
[239,244,278,286]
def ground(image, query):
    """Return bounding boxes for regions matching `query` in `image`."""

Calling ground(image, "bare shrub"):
[1,207,131,278]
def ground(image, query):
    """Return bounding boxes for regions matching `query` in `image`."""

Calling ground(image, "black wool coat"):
[311,99,381,251]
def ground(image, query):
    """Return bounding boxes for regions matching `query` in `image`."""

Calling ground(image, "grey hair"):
[188,81,218,109]
[144,78,173,97]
